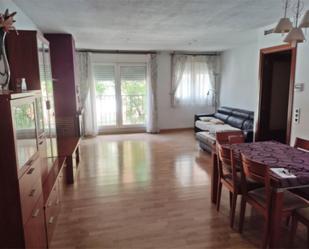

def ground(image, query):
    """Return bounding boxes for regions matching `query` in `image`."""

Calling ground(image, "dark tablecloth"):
[229,141,309,188]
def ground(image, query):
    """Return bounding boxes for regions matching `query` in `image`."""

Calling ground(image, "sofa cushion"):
[214,112,229,122]
[195,120,218,131]
[218,107,234,115]
[226,116,246,129]
[195,120,241,133]
[242,119,253,130]
[231,110,250,119]
[196,131,216,145]
[199,116,212,122]
[208,124,240,135]
[210,118,225,124]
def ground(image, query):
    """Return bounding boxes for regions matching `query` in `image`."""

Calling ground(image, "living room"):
[0,0,309,248]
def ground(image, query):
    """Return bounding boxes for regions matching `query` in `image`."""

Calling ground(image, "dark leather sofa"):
[195,106,254,152]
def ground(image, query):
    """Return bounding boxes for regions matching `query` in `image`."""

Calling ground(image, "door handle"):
[32,209,40,217]
[29,189,36,197]
[27,167,35,175]
[49,216,54,224]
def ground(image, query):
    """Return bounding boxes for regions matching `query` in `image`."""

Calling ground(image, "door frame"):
[255,44,297,144]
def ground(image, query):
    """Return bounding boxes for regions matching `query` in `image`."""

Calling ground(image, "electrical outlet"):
[294,108,301,124]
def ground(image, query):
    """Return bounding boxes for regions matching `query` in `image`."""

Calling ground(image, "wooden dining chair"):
[294,137,309,151]
[290,207,309,248]
[239,154,306,248]
[290,137,309,202]
[215,131,260,229]
[290,136,309,245]
[216,130,244,214]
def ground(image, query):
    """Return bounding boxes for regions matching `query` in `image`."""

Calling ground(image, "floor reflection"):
[175,154,208,187]
[79,139,151,188]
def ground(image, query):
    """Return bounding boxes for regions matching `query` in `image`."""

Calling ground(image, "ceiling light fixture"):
[284,27,305,46]
[284,0,305,46]
[273,0,293,33]
[272,0,308,46]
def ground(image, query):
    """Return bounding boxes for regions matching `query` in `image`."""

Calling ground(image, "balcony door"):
[94,63,147,132]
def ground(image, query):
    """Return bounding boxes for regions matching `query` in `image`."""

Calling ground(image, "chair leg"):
[289,215,298,248]
[239,195,246,233]
[286,216,291,227]
[216,182,222,212]
[307,227,309,248]
[262,218,270,249]
[229,191,232,208]
[230,193,237,229]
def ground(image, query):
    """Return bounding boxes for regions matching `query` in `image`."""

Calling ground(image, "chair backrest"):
[216,131,244,145]
[228,135,245,175]
[216,132,245,190]
[216,131,244,166]
[294,137,309,151]
[241,153,271,206]
[228,135,245,145]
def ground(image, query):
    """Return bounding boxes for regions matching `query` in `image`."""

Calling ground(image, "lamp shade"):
[273,18,293,33]
[284,27,305,46]
[299,10,309,28]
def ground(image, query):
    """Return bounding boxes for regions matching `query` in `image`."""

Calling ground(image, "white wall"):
[220,23,309,144]
[0,0,38,30]
[220,42,259,111]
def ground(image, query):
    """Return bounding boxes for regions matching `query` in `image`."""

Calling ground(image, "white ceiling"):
[12,0,309,51]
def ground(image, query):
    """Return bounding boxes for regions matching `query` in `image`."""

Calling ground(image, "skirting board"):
[159,127,194,133]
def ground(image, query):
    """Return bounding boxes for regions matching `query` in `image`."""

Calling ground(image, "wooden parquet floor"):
[51,130,307,249]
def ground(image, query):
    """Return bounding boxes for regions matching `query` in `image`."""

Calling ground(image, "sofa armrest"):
[243,130,254,142]
[194,113,215,133]
[194,113,214,122]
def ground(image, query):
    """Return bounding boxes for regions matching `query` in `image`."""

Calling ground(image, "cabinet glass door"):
[35,96,44,137]
[37,39,49,132]
[37,38,58,159]
[43,44,58,158]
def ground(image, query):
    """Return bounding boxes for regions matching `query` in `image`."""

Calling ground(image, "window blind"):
[93,65,115,81]
[120,66,146,81]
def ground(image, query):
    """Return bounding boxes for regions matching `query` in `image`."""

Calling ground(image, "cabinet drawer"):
[45,203,60,244]
[45,182,61,244]
[24,195,47,249]
[20,179,43,225]
[46,181,60,208]
[19,158,41,199]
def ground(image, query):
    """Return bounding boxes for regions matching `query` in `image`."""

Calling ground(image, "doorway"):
[93,63,147,132]
[256,45,296,144]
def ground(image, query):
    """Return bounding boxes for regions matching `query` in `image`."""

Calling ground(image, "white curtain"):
[77,52,98,136]
[171,54,187,107]
[146,53,159,133]
[171,54,218,107]
[205,56,218,107]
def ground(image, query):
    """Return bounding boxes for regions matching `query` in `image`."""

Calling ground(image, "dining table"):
[211,140,309,248]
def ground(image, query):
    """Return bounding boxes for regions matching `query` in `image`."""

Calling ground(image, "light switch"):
[294,108,301,124]
[294,83,304,92]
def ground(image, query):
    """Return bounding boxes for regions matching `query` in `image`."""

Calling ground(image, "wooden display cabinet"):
[0,91,47,248]
[4,30,81,247]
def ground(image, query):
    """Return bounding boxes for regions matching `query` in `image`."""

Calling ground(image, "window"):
[172,55,214,106]
[93,64,147,129]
